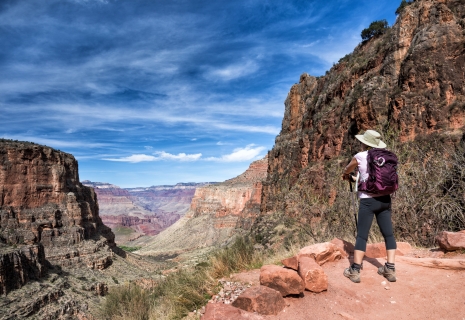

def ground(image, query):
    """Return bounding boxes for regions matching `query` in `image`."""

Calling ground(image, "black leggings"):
[354,195,397,252]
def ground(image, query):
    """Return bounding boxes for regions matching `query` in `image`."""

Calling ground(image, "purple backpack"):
[358,148,398,194]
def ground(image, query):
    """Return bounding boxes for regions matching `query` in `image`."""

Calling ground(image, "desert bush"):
[272,133,465,248]
[361,20,389,41]
[395,0,414,15]
[209,235,263,279]
[100,283,152,320]
[101,236,265,320]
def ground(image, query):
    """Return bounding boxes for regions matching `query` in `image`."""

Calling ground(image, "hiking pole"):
[349,180,358,237]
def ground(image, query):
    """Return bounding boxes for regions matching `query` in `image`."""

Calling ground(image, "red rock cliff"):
[262,0,465,215]
[0,140,115,294]
[137,156,268,254]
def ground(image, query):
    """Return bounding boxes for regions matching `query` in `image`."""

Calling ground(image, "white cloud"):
[205,60,259,81]
[103,151,202,163]
[206,144,265,162]
[153,151,202,161]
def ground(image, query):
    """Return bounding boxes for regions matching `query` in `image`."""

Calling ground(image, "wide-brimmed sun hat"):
[355,130,387,148]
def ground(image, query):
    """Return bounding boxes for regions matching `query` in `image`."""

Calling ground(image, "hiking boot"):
[343,267,360,283]
[378,265,396,282]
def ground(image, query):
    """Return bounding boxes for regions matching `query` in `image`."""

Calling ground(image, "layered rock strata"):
[261,0,465,214]
[0,244,46,295]
[0,140,115,295]
[82,181,209,243]
[136,156,267,255]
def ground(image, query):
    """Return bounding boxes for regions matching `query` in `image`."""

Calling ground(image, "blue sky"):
[1,0,399,187]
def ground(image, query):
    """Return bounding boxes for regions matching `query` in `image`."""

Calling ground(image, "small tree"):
[395,0,414,15]
[361,19,389,41]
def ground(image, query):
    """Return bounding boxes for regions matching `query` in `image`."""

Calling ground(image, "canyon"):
[2,1,465,318]
[82,181,210,244]
[135,156,268,256]
[0,140,156,319]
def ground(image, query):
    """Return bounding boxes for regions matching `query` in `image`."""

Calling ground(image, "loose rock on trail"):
[205,245,465,319]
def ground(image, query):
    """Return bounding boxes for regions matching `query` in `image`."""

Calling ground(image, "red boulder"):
[298,257,328,293]
[232,286,285,315]
[436,230,465,251]
[281,256,299,270]
[298,242,347,265]
[202,303,265,320]
[260,265,304,296]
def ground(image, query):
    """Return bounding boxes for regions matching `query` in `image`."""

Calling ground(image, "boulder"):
[281,256,299,270]
[259,265,304,296]
[330,238,355,255]
[232,286,285,315]
[435,230,465,251]
[298,257,328,293]
[365,242,412,258]
[298,242,347,265]
[202,303,265,320]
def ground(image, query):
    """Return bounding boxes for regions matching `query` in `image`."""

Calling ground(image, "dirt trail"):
[231,255,465,320]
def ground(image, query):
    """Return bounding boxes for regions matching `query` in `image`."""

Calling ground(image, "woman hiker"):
[341,130,397,283]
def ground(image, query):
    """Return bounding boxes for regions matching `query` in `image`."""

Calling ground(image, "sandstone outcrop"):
[435,230,465,251]
[258,0,465,245]
[136,157,267,255]
[0,140,115,295]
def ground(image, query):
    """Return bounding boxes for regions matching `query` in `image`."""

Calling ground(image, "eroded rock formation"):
[261,0,465,215]
[82,181,209,244]
[136,156,267,255]
[0,139,115,295]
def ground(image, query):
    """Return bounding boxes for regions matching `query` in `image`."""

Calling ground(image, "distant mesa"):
[136,156,268,256]
[81,180,215,245]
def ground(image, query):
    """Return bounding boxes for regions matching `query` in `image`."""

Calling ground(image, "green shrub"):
[100,284,152,320]
[361,20,389,41]
[119,245,142,252]
[395,0,414,15]
[101,236,264,320]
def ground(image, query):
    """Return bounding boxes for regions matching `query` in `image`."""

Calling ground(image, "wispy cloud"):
[104,152,202,163]
[0,0,399,186]
[206,144,266,162]
[102,144,265,163]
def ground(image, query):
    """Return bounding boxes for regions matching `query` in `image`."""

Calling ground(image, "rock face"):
[0,244,46,295]
[0,140,115,295]
[137,157,268,255]
[260,0,465,219]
